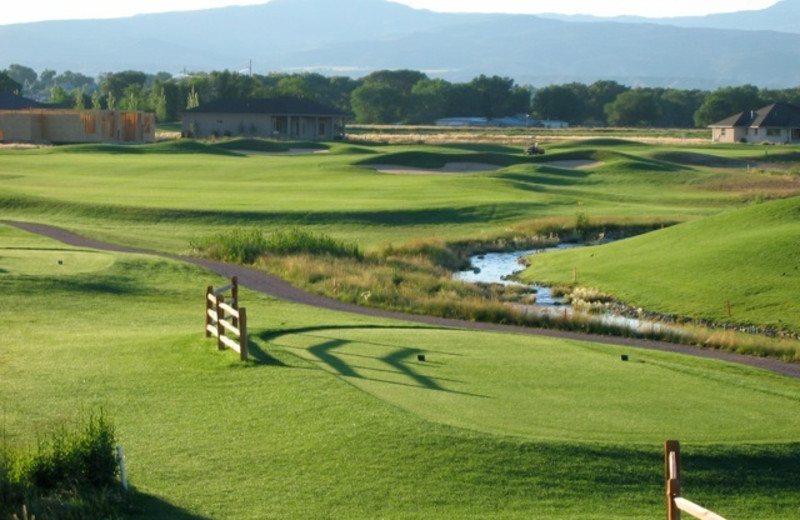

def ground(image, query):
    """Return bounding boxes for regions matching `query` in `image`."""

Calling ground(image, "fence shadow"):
[125,490,215,520]
[246,337,287,367]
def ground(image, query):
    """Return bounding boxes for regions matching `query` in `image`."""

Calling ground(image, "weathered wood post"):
[231,276,239,328]
[239,307,248,362]
[665,440,681,520]
[216,295,226,351]
[205,285,214,337]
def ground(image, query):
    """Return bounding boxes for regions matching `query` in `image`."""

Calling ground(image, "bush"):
[1,412,123,520]
[265,228,363,260]
[28,412,118,491]
[190,227,267,264]
[191,227,362,264]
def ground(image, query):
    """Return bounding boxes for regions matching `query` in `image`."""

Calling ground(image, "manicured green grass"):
[520,196,800,333]
[3,138,796,255]
[2,225,800,519]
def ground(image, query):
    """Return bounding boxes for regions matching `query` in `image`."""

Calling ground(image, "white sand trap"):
[369,162,503,175]
[542,160,602,169]
[234,148,330,156]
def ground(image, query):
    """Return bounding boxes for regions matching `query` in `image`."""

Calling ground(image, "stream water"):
[454,244,685,336]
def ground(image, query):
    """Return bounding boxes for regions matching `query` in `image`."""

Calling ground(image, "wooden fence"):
[666,440,727,520]
[205,276,248,361]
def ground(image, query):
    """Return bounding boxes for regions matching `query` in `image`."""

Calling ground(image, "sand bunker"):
[542,160,602,169]
[368,162,503,175]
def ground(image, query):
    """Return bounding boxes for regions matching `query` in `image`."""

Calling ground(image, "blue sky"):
[1,0,781,25]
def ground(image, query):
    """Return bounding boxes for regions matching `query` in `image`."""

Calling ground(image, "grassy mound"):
[357,150,529,169]
[212,138,328,153]
[521,196,800,333]
[54,140,241,156]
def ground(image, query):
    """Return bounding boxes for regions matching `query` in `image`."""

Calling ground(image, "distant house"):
[0,92,155,144]
[181,97,347,140]
[709,102,800,144]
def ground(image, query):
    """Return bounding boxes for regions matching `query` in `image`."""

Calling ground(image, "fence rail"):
[666,440,727,520]
[205,276,248,361]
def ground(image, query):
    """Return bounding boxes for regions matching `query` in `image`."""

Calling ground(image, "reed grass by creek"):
[190,224,800,362]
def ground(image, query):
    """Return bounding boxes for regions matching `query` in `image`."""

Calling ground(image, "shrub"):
[1,412,123,520]
[192,227,362,264]
[190,227,267,264]
[265,228,363,260]
[27,412,118,491]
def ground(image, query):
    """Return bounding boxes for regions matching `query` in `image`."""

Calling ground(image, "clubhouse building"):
[181,97,346,141]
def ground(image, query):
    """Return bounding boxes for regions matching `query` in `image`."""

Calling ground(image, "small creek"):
[455,244,685,336]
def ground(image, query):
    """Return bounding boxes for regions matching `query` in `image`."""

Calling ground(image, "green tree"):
[50,84,69,105]
[604,88,663,127]
[533,83,587,124]
[74,87,86,110]
[106,91,117,110]
[91,90,103,110]
[5,64,37,92]
[469,75,529,118]
[0,71,21,94]
[149,82,169,121]
[586,80,630,125]
[409,78,451,123]
[100,70,147,102]
[53,71,95,95]
[186,86,200,110]
[659,89,705,127]
[445,83,481,116]
[351,82,404,123]
[693,85,762,127]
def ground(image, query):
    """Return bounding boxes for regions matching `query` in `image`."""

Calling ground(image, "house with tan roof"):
[709,102,800,144]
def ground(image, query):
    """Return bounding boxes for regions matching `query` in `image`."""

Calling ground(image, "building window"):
[767,128,782,137]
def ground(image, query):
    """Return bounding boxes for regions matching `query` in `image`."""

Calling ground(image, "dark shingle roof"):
[0,92,52,110]
[183,96,346,117]
[710,102,800,128]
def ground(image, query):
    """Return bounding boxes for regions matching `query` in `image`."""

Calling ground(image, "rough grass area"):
[0,413,122,520]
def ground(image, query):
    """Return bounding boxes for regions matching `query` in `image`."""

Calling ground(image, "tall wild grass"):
[0,412,123,520]
[190,227,800,361]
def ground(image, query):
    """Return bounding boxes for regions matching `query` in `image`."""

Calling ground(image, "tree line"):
[3,63,800,128]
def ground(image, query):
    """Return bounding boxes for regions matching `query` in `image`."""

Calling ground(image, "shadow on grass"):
[259,325,488,398]
[246,337,287,367]
[125,490,215,520]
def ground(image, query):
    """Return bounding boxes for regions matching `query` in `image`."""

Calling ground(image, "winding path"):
[6,220,800,379]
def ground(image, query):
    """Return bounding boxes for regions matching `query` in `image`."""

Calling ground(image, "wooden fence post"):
[231,276,239,328]
[666,440,681,520]
[204,285,213,337]
[239,307,248,362]
[216,295,225,351]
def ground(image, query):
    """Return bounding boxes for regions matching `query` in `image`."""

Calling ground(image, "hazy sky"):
[1,0,782,25]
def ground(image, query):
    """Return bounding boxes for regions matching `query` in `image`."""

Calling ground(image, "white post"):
[117,445,129,490]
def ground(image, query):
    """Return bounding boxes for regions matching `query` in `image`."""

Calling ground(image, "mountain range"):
[2,0,800,89]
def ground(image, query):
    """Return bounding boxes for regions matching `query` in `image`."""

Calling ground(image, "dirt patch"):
[541,160,602,169]
[367,162,503,175]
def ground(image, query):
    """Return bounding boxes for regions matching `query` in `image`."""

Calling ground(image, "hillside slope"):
[522,196,800,332]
